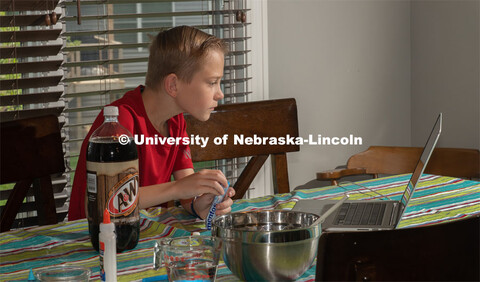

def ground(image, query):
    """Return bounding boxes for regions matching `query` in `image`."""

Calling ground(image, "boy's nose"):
[215,88,224,101]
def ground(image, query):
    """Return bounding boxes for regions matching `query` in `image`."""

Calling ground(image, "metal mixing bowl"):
[212,210,321,281]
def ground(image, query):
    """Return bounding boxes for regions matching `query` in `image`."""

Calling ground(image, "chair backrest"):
[185,98,300,198]
[347,146,480,179]
[0,115,65,232]
[316,215,480,281]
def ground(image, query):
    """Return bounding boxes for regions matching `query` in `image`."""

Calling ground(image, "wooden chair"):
[0,115,65,232]
[316,215,480,281]
[317,146,480,185]
[185,98,300,199]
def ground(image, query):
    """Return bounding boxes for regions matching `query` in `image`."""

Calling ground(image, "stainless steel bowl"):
[212,210,321,281]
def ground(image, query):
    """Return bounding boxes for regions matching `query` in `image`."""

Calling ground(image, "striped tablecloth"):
[1,174,479,281]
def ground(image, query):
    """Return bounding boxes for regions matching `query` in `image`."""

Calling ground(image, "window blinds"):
[0,0,65,121]
[0,0,68,227]
[61,0,251,197]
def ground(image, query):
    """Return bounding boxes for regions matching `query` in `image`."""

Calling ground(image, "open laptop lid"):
[396,113,442,226]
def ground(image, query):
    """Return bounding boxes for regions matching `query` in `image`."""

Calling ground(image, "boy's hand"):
[174,169,228,199]
[174,169,235,218]
[194,187,235,219]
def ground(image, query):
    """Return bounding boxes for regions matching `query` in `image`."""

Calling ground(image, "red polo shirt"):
[68,86,193,221]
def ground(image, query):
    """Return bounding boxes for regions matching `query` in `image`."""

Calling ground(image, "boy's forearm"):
[138,168,195,209]
[138,181,198,218]
[138,182,176,209]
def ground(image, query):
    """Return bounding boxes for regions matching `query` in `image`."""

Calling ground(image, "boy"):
[68,26,235,221]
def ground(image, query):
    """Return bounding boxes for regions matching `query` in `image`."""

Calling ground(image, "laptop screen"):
[399,113,442,212]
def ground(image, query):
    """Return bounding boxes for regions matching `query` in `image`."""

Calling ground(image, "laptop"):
[293,113,442,231]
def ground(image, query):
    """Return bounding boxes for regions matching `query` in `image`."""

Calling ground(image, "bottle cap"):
[104,106,118,117]
[103,208,111,224]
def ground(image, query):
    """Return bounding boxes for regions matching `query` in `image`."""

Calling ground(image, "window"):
[62,0,251,205]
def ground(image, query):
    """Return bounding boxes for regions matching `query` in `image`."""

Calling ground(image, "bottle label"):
[107,173,139,217]
[86,160,139,223]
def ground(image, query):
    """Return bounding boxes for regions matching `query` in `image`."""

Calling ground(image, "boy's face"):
[176,50,225,121]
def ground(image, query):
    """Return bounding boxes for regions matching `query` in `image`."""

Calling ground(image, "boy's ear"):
[164,73,178,97]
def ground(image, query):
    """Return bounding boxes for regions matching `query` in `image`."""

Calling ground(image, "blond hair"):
[145,26,228,89]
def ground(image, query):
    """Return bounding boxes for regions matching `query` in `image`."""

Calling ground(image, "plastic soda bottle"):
[86,106,140,252]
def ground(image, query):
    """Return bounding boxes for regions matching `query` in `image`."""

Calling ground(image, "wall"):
[267,0,412,189]
[411,1,480,149]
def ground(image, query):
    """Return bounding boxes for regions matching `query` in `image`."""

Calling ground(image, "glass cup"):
[154,236,222,281]
[35,266,91,281]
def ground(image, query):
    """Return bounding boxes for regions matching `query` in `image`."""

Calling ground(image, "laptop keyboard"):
[334,203,386,226]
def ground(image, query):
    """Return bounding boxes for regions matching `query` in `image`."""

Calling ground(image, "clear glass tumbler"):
[154,236,222,281]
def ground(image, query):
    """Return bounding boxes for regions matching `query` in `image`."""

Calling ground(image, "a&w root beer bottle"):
[87,106,140,252]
